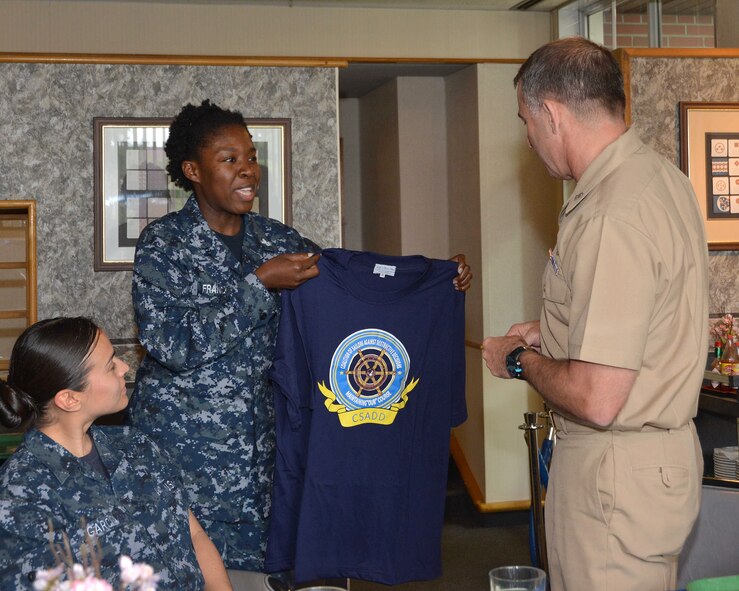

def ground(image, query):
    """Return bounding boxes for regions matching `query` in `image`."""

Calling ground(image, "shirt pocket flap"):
[542,268,568,304]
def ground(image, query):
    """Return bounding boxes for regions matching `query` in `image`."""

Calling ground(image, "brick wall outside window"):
[601,10,715,48]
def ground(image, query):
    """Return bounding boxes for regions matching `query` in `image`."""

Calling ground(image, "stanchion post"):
[520,411,548,574]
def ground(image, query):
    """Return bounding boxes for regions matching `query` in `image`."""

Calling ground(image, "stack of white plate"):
[713,446,739,480]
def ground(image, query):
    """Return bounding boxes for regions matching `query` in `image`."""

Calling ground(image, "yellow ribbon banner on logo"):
[317,379,419,428]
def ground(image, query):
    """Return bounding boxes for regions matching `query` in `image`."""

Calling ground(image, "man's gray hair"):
[514,37,625,120]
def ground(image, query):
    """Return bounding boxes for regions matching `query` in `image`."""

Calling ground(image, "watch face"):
[506,356,520,379]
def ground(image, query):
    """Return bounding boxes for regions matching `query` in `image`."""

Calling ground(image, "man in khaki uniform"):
[482,37,708,591]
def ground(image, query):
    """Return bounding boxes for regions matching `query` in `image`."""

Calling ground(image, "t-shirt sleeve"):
[566,215,657,370]
[270,290,313,430]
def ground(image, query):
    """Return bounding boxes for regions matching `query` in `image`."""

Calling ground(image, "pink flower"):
[119,556,160,589]
[35,556,159,590]
[32,565,65,590]
[69,577,113,591]
[711,313,738,345]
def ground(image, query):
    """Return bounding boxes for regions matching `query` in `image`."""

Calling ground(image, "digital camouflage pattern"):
[0,426,203,590]
[127,195,315,571]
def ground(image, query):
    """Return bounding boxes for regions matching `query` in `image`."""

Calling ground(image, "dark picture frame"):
[679,102,739,251]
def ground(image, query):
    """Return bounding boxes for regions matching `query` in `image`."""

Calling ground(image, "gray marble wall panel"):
[0,63,339,340]
[629,56,739,317]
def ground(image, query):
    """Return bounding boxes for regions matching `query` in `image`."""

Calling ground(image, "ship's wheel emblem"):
[345,349,397,397]
[318,328,418,427]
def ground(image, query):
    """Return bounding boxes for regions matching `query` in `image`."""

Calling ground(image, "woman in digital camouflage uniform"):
[126,100,321,591]
[0,317,231,590]
[127,100,471,591]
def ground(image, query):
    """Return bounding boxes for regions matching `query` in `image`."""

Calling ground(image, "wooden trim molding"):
[0,52,348,68]
[450,433,530,513]
[26,200,37,326]
[0,310,27,320]
[343,57,526,65]
[617,48,739,59]
[0,52,524,68]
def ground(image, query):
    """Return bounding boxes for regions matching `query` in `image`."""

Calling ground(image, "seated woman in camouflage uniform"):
[0,317,232,590]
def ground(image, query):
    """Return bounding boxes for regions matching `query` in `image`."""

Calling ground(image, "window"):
[558,0,716,49]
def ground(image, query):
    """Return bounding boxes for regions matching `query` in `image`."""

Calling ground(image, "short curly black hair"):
[165,100,248,193]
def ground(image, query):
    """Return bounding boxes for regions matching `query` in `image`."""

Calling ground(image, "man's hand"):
[505,320,541,351]
[482,321,539,378]
[481,335,529,379]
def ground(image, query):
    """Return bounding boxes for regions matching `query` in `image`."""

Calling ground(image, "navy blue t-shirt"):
[266,248,466,584]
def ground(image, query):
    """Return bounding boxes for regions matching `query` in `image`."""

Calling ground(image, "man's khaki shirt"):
[541,127,709,430]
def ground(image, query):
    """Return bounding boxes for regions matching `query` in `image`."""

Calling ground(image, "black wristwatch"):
[506,345,531,379]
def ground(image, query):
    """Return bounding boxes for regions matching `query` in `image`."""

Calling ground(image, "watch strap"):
[506,345,530,379]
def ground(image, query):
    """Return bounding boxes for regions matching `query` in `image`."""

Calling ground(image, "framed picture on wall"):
[679,102,739,251]
[93,116,292,271]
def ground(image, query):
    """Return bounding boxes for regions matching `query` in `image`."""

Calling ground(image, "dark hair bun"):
[0,379,37,429]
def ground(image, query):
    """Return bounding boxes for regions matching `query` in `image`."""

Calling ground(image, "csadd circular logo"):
[318,328,418,427]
